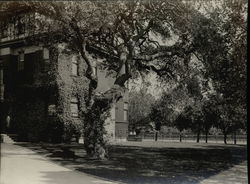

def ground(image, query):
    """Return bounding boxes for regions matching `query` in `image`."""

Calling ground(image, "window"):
[124,102,128,121]
[17,51,24,71]
[111,106,115,120]
[124,102,128,110]
[43,48,49,61]
[16,16,25,35]
[48,104,56,116]
[72,55,79,76]
[71,97,79,117]
[124,110,128,121]
[1,22,8,38]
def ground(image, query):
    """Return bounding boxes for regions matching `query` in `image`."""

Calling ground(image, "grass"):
[16,141,247,184]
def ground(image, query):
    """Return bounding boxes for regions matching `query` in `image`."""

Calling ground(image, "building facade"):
[0,13,128,142]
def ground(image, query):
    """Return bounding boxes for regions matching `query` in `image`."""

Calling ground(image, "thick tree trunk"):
[84,114,107,159]
[84,84,128,159]
[179,132,182,142]
[83,93,115,159]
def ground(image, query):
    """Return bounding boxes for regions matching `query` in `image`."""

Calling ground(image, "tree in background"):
[174,111,192,142]
[149,82,194,141]
[149,103,165,141]
[190,0,247,143]
[230,104,247,144]
[202,98,219,143]
[128,85,155,135]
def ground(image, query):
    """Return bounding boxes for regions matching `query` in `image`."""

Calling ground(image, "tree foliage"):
[191,1,247,141]
[128,87,155,132]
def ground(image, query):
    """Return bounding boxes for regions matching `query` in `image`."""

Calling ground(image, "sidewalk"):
[0,143,119,184]
[200,160,248,184]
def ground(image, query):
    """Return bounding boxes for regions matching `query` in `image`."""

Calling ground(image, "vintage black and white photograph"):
[0,1,247,184]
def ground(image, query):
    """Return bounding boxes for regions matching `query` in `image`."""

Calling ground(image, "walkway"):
[200,160,248,184]
[0,143,118,184]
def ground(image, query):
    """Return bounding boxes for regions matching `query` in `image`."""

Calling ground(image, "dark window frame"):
[17,51,25,71]
[16,16,25,35]
[124,102,128,121]
[1,22,8,38]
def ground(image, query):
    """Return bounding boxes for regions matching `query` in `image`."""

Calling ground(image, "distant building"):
[0,12,128,142]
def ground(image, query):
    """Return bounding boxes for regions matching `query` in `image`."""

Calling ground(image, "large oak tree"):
[0,1,197,158]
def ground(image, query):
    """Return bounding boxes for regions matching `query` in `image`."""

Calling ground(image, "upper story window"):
[124,102,128,110]
[16,16,25,35]
[72,55,79,76]
[124,102,128,121]
[17,51,25,71]
[0,22,8,38]
[70,97,79,118]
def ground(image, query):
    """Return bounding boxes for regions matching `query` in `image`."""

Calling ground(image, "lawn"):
[17,141,247,184]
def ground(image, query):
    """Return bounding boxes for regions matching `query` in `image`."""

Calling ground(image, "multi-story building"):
[0,11,128,142]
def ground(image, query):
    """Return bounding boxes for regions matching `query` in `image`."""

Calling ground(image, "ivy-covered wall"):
[1,43,88,143]
[55,45,89,142]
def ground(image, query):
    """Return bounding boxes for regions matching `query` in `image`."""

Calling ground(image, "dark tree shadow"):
[16,142,247,184]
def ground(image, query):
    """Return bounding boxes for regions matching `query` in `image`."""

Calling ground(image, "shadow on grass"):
[16,142,247,184]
